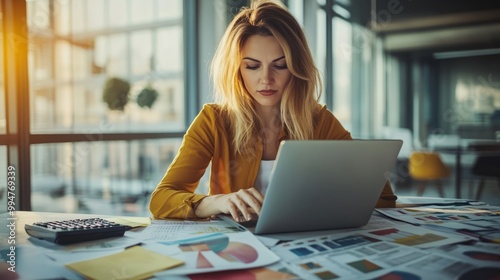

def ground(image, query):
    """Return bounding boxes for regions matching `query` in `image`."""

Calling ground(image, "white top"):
[254,160,275,195]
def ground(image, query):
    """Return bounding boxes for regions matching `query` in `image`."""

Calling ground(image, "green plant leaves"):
[102,77,131,111]
[137,86,159,109]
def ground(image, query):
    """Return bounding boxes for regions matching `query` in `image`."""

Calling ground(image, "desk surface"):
[2,200,500,279]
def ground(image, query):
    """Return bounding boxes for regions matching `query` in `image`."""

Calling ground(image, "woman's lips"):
[258,90,277,96]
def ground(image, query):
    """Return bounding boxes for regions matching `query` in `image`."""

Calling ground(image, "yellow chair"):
[409,151,451,197]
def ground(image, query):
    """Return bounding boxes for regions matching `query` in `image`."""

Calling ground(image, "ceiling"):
[356,0,500,53]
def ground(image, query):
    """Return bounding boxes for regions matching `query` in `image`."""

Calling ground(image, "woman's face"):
[240,35,292,111]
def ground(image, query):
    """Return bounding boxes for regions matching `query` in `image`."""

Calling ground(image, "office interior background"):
[1,0,499,216]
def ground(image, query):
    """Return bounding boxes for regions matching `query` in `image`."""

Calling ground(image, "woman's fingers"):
[235,188,263,220]
[226,200,240,222]
[223,188,264,222]
[249,188,264,204]
[243,188,263,215]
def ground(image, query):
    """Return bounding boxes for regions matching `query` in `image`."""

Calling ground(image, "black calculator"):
[25,218,130,245]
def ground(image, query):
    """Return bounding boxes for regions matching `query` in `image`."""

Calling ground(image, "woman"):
[149,0,397,221]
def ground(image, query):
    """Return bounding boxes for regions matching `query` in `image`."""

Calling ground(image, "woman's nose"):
[260,68,274,84]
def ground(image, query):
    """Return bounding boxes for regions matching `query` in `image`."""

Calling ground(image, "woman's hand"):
[216,188,264,222]
[194,188,264,221]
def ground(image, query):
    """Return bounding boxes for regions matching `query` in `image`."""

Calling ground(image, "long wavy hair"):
[211,0,321,156]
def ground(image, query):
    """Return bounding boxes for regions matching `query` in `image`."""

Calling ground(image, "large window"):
[314,0,383,138]
[438,55,500,139]
[332,16,352,130]
[31,139,181,215]
[28,0,185,134]
[26,0,187,215]
[0,0,197,215]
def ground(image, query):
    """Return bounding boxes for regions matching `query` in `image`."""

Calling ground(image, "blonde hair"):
[211,0,321,155]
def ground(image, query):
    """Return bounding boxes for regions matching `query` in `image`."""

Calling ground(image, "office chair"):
[471,155,500,201]
[409,151,451,197]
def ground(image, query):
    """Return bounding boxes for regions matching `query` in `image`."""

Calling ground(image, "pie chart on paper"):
[178,233,259,268]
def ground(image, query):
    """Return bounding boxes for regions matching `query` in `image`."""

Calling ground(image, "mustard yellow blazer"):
[149,104,397,219]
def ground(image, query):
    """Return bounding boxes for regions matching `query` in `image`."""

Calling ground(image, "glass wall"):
[31,139,188,215]
[438,55,500,139]
[314,0,382,138]
[28,0,185,134]
[315,6,327,106]
[332,17,352,130]
[25,0,186,215]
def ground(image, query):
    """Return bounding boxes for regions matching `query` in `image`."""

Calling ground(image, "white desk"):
[1,201,500,279]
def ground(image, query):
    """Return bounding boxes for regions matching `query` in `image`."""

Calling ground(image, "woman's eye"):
[274,64,287,70]
[245,65,260,70]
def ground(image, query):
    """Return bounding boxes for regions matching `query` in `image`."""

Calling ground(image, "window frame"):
[2,0,200,211]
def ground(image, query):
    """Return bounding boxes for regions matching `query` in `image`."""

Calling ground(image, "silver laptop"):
[222,139,402,234]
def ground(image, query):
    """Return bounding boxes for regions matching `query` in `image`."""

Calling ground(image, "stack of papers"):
[56,219,281,279]
[8,205,500,279]
[377,205,500,243]
[269,223,496,279]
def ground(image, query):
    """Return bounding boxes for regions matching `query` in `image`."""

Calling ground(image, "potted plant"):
[102,77,131,111]
[136,84,159,109]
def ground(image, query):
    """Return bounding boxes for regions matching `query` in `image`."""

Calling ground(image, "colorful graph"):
[300,262,322,270]
[290,247,314,257]
[315,270,339,280]
[196,253,212,268]
[177,233,258,268]
[369,228,446,246]
[218,242,258,263]
[310,244,328,252]
[347,259,382,273]
[179,234,229,253]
